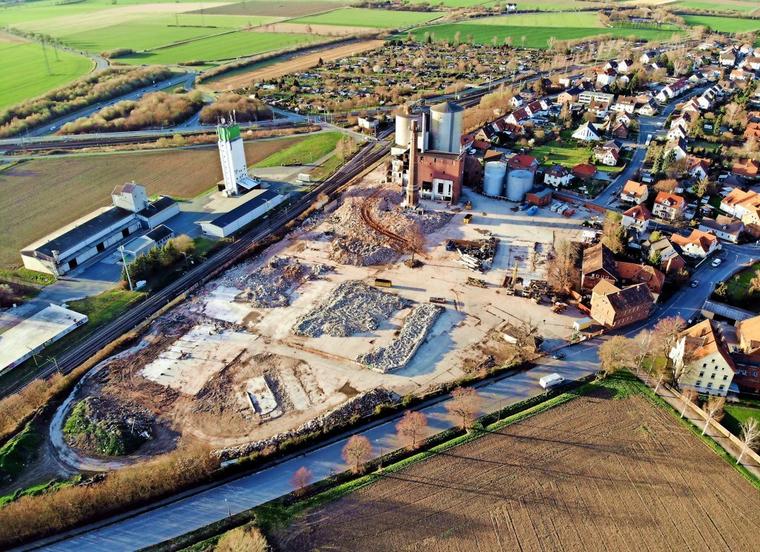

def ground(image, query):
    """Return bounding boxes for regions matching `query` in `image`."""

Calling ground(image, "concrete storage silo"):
[483,161,507,197]
[395,113,412,148]
[429,101,463,154]
[506,169,534,202]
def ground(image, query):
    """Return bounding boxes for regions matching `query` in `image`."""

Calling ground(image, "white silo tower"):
[395,113,412,148]
[483,161,507,197]
[429,101,464,154]
[506,169,534,202]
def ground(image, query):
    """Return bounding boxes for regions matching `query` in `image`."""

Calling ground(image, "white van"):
[539,373,565,389]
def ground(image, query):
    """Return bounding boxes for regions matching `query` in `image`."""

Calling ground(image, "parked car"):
[539,373,565,389]
[711,258,722,267]
[690,280,699,288]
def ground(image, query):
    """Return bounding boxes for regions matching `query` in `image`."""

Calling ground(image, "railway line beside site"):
[0,139,391,398]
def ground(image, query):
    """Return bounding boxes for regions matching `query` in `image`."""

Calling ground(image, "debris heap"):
[234,257,333,308]
[293,280,410,337]
[358,303,443,373]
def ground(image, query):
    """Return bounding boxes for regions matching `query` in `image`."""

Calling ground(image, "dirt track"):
[207,39,385,90]
[275,391,760,551]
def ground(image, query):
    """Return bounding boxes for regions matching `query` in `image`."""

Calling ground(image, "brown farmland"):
[0,137,302,267]
[198,1,347,18]
[275,392,760,551]
[208,39,385,90]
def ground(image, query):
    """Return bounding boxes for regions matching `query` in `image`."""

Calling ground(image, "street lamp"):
[119,245,134,292]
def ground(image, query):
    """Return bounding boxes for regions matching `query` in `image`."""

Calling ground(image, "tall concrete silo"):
[506,169,534,202]
[429,101,463,154]
[395,113,412,148]
[483,161,507,197]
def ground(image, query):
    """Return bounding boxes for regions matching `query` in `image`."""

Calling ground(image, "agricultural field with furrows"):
[120,30,325,65]
[0,137,304,267]
[682,15,760,33]
[475,11,603,27]
[292,7,441,28]
[411,22,681,48]
[0,34,92,111]
[273,388,760,551]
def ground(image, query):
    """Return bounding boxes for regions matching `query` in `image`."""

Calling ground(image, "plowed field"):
[276,391,760,551]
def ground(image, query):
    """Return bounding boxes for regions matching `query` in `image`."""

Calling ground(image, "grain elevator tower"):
[217,119,259,196]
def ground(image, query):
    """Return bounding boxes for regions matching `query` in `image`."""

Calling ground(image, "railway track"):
[1,140,390,397]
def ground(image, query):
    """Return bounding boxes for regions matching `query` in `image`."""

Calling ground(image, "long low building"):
[200,188,286,238]
[21,183,179,276]
[0,304,88,374]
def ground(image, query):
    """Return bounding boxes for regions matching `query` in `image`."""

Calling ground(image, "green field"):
[483,0,605,8]
[411,23,681,48]
[119,30,323,65]
[405,0,493,6]
[723,404,760,437]
[0,38,93,111]
[254,131,343,167]
[476,12,602,27]
[293,7,440,29]
[676,0,760,14]
[683,15,760,33]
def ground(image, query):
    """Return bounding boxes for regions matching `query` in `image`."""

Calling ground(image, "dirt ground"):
[274,391,760,552]
[207,39,385,90]
[201,1,348,18]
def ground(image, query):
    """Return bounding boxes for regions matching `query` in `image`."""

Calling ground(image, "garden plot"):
[141,324,254,395]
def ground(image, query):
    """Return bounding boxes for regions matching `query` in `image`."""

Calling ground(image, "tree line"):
[199,93,273,125]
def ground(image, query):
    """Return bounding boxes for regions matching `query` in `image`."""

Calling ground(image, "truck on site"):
[297,173,312,183]
[572,317,594,331]
[539,373,565,389]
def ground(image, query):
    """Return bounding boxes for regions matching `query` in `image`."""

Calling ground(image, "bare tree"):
[446,387,482,431]
[598,336,634,378]
[701,396,725,435]
[547,239,579,293]
[631,329,653,375]
[290,466,313,497]
[342,435,373,474]
[737,418,760,465]
[406,222,426,265]
[216,525,268,552]
[396,410,428,450]
[680,388,698,418]
[749,272,760,296]
[601,212,625,254]
[652,316,686,359]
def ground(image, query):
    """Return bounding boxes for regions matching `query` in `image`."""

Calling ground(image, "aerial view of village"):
[0,0,759,549]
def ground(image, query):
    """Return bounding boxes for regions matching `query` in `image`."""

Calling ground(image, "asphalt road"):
[32,241,757,551]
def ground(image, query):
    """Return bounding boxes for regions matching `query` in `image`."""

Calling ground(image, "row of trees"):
[60,92,203,134]
[0,66,173,137]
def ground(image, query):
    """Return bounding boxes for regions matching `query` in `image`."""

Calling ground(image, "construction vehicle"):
[374,278,392,288]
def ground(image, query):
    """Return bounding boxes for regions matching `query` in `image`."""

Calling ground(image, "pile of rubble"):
[217,387,400,461]
[293,280,410,337]
[234,257,333,308]
[358,303,443,373]
[447,236,499,271]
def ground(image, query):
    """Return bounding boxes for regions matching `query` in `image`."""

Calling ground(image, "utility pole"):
[40,39,51,76]
[119,245,134,291]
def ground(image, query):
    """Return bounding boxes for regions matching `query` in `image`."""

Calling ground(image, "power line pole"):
[40,38,51,76]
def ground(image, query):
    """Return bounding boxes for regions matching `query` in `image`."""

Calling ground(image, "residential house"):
[720,187,759,217]
[649,237,686,274]
[578,91,614,105]
[640,51,658,64]
[611,96,637,114]
[543,165,573,187]
[557,86,583,104]
[572,121,602,142]
[665,138,688,162]
[611,120,629,139]
[687,157,711,181]
[590,280,654,329]
[616,261,665,300]
[667,124,688,142]
[620,180,649,204]
[670,229,719,258]
[572,163,597,181]
[729,68,751,82]
[670,319,736,397]
[638,98,659,116]
[744,56,760,71]
[581,243,618,290]
[622,204,652,233]
[744,121,760,141]
[596,68,617,87]
[594,147,619,167]
[734,315,760,394]
[719,50,736,67]
[698,216,743,243]
[508,153,539,172]
[732,159,760,180]
[588,98,611,118]
[652,191,686,220]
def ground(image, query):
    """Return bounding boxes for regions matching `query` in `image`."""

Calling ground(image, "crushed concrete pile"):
[217,387,400,461]
[397,208,453,235]
[358,303,443,373]
[330,236,398,266]
[234,257,333,308]
[293,280,409,338]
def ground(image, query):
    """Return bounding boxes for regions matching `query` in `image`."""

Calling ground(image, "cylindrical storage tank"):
[430,101,464,154]
[395,114,412,147]
[483,161,507,197]
[506,169,534,202]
